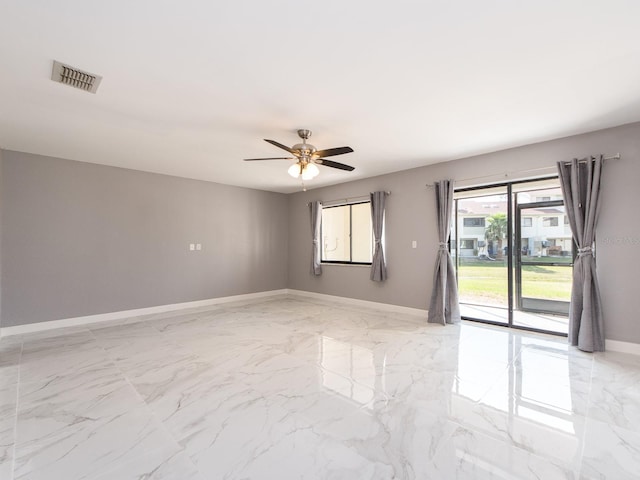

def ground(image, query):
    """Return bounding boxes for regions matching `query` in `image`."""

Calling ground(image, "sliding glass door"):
[513,185,573,333]
[453,179,572,335]
[454,186,510,325]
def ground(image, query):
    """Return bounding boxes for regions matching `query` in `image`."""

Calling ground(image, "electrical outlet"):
[189,243,195,251]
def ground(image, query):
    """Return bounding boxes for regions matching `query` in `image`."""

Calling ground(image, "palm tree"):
[485,213,508,258]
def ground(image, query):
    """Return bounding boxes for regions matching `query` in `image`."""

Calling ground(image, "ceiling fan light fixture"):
[302,163,320,180]
[288,163,301,178]
[288,162,320,180]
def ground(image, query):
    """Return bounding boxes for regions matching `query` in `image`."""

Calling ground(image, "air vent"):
[51,60,102,94]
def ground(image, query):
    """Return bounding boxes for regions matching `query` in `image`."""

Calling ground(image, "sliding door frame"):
[454,176,568,337]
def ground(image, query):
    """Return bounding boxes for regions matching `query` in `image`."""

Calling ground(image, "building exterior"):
[454,193,572,259]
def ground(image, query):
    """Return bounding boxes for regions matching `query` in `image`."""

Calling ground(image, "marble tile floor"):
[0,295,639,479]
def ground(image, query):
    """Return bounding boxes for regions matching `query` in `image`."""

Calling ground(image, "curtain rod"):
[562,153,620,165]
[425,153,621,187]
[307,191,390,206]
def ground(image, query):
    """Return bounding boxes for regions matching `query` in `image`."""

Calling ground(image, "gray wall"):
[288,122,640,344]
[3,122,639,343]
[1,151,289,327]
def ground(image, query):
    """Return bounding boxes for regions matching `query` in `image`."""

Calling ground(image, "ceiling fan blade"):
[314,146,354,158]
[264,139,296,154]
[316,159,355,171]
[244,157,293,161]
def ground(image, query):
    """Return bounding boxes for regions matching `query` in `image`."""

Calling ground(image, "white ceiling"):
[1,1,639,193]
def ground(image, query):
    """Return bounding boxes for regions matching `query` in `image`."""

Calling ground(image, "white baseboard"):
[4,289,637,356]
[286,289,428,317]
[0,289,288,338]
[605,339,640,356]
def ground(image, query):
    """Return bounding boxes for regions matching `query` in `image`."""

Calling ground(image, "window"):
[463,217,485,227]
[460,239,475,249]
[321,202,373,264]
[543,217,559,227]
[522,217,533,227]
[564,215,569,225]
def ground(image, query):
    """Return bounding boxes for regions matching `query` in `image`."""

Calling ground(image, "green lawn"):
[457,258,572,306]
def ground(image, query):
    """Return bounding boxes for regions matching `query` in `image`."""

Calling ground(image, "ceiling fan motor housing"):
[292,144,317,158]
[294,130,315,160]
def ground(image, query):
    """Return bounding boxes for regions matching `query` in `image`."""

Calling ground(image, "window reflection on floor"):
[451,325,584,470]
[453,326,510,402]
[454,325,578,434]
[320,336,376,407]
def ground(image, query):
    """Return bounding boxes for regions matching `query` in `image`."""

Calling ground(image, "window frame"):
[463,217,485,227]
[460,239,476,249]
[320,201,373,265]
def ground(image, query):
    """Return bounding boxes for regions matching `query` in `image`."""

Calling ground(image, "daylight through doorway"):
[452,178,572,335]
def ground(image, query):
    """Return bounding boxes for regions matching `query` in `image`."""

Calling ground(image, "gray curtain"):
[310,201,322,276]
[557,156,604,352]
[428,180,461,324]
[370,191,388,281]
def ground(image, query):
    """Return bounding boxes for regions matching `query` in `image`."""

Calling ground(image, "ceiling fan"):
[244,129,355,183]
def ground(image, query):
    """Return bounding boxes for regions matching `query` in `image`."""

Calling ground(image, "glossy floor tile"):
[0,296,639,479]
